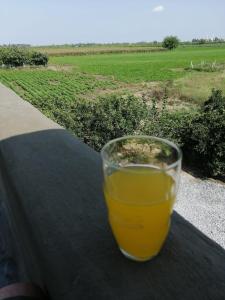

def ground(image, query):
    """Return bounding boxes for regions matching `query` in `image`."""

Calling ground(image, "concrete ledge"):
[1,84,225,300]
[0,83,60,140]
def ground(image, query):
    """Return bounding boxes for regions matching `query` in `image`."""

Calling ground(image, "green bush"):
[143,89,225,178]
[29,51,48,66]
[1,47,26,67]
[0,47,48,67]
[17,83,224,178]
[52,94,148,151]
[182,90,225,177]
[54,88,225,178]
[144,110,196,146]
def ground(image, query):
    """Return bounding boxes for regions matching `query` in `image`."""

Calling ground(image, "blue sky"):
[0,0,225,45]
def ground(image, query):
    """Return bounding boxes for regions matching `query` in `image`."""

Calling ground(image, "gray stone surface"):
[0,83,225,300]
[176,173,225,249]
[0,82,60,141]
[1,129,225,300]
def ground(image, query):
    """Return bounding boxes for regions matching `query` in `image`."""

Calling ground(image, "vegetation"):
[0,68,116,115]
[192,37,225,44]
[0,47,48,67]
[171,71,225,104]
[0,44,225,179]
[34,40,225,56]
[34,45,165,56]
[50,45,225,83]
[0,47,27,67]
[182,90,225,177]
[162,36,179,50]
[185,61,225,72]
[29,51,48,66]
[56,88,225,178]
[55,95,148,151]
[143,90,225,178]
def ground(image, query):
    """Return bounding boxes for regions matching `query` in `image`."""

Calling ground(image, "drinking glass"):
[101,136,182,262]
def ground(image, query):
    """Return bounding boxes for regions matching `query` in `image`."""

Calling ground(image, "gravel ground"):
[175,172,225,248]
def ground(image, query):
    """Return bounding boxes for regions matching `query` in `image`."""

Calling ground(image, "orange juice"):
[104,167,175,261]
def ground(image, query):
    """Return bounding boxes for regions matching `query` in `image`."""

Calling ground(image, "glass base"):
[120,248,157,262]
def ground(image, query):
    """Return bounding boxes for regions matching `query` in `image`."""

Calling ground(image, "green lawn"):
[50,46,225,83]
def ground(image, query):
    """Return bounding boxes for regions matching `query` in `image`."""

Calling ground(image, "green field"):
[0,45,225,111]
[50,46,225,82]
[0,69,116,117]
[1,44,225,178]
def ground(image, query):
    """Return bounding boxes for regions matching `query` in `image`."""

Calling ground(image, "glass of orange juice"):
[101,136,182,262]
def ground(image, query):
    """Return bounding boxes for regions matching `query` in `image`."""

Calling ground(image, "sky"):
[0,0,225,45]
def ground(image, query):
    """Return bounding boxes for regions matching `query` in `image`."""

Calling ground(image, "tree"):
[199,38,206,44]
[162,36,179,50]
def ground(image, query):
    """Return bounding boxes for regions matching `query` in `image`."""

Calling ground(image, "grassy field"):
[171,70,225,103]
[0,45,225,110]
[50,46,225,83]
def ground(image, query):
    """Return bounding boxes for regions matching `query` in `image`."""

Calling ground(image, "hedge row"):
[39,90,224,179]
[0,47,48,67]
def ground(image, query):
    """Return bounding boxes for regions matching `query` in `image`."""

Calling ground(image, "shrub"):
[162,36,179,50]
[26,86,225,178]
[29,51,48,66]
[143,89,225,178]
[0,47,48,67]
[182,89,225,177]
[1,47,26,67]
[52,94,148,151]
[144,110,196,146]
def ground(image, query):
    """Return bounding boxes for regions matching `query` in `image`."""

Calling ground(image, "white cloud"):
[152,5,164,12]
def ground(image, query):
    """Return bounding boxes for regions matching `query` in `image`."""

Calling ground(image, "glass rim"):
[101,135,182,171]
